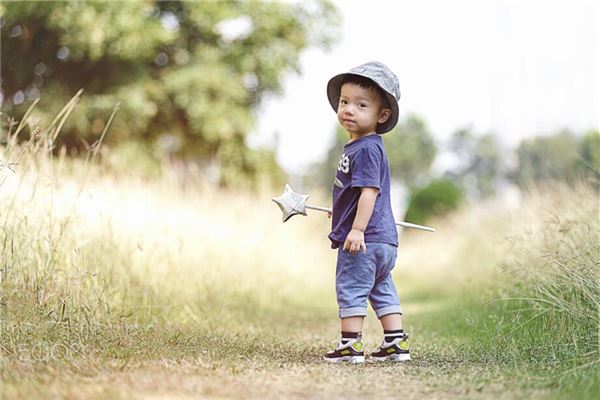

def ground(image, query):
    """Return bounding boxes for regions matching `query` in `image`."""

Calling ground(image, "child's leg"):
[379,313,406,345]
[367,243,402,320]
[341,316,364,332]
[335,247,374,324]
[324,248,375,363]
[380,312,403,331]
[367,244,410,361]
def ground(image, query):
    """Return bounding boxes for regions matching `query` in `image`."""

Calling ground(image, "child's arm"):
[344,187,379,255]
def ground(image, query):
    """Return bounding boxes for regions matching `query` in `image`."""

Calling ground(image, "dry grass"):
[1,98,598,399]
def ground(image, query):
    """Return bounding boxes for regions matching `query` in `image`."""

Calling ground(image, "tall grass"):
[1,96,337,373]
[490,183,599,395]
[389,179,598,397]
[1,96,598,398]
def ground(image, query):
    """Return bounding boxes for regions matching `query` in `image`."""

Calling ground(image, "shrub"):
[404,179,463,224]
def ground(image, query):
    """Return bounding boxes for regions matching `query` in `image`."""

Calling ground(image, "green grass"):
[1,100,598,398]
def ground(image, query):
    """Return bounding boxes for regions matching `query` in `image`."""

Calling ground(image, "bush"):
[404,179,463,224]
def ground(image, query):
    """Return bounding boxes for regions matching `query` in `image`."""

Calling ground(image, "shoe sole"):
[323,355,365,364]
[370,353,411,362]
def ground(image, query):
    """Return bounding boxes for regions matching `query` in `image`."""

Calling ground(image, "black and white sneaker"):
[323,334,365,364]
[370,333,411,362]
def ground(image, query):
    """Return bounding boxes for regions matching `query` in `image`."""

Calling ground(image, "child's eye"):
[358,103,366,108]
[340,99,347,105]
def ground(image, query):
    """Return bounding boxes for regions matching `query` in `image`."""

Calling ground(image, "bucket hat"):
[327,61,400,134]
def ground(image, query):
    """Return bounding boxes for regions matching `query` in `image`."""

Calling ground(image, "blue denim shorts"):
[335,242,402,319]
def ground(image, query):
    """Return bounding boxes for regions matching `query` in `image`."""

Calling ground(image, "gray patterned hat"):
[327,61,400,134]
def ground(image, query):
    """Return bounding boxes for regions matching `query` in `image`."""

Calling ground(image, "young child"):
[323,61,410,363]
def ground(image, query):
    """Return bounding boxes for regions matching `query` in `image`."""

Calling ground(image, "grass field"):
[1,117,598,399]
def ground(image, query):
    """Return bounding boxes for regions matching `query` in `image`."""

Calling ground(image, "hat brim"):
[326,73,399,134]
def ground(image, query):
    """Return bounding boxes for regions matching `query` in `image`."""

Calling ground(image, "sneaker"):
[323,334,365,364]
[370,333,411,362]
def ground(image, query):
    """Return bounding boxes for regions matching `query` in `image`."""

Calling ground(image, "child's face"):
[337,83,391,137]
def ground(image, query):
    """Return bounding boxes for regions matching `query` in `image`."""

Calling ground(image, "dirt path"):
[3,358,547,400]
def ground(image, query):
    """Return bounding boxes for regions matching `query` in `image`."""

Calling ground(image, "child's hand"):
[343,228,366,255]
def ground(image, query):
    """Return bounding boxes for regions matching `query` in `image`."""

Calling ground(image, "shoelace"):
[378,334,410,351]
[329,338,360,352]
[331,333,363,350]
[336,338,355,350]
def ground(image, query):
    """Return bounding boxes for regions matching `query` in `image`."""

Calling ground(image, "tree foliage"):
[445,127,502,198]
[308,125,348,189]
[383,114,436,188]
[1,0,338,187]
[309,113,436,190]
[512,130,581,188]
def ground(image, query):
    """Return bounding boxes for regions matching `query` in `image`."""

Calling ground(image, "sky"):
[249,0,599,175]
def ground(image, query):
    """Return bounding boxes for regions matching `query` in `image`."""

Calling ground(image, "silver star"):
[272,184,310,222]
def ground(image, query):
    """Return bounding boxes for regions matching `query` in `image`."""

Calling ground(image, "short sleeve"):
[351,146,382,189]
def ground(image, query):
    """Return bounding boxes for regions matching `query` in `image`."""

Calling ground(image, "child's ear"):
[378,108,391,124]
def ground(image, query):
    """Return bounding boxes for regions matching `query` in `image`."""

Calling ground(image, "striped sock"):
[341,331,360,344]
[384,329,404,343]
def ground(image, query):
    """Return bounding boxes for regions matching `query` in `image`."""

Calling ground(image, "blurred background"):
[2,0,598,222]
[0,1,598,398]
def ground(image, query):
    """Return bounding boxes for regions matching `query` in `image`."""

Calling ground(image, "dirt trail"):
[3,360,545,400]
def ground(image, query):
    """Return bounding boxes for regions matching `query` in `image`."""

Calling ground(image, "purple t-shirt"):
[329,134,398,249]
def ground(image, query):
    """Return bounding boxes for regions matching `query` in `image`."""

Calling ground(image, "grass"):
[0,99,598,399]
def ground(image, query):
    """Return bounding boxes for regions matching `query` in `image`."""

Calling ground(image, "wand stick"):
[272,184,435,233]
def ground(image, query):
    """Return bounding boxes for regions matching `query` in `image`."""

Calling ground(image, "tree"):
[512,130,580,188]
[308,113,436,190]
[383,114,436,188]
[307,125,348,190]
[445,127,502,199]
[1,0,339,187]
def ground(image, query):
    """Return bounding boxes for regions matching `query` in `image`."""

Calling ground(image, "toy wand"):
[272,184,435,232]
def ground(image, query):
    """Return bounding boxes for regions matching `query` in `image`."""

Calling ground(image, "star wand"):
[272,184,435,232]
